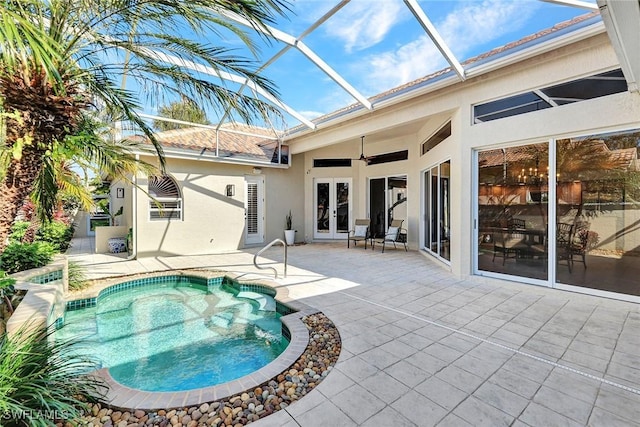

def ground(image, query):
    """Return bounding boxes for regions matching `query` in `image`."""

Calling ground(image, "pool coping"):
[65,270,320,411]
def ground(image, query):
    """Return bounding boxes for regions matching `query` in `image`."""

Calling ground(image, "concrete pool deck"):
[67,238,640,426]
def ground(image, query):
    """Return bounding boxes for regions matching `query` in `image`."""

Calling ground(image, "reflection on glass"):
[425,162,451,261]
[316,183,329,233]
[336,182,349,233]
[388,176,407,227]
[370,178,386,238]
[477,143,549,280]
[556,130,640,296]
[369,176,407,239]
[430,165,439,254]
[440,162,451,260]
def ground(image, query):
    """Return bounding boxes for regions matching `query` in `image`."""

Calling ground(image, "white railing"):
[253,239,287,279]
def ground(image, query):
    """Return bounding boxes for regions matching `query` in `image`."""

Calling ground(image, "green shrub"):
[0,324,106,426]
[0,242,56,274]
[36,221,75,252]
[0,270,17,314]
[9,221,30,243]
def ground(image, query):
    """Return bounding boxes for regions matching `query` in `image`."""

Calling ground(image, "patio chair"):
[569,221,590,269]
[347,219,371,249]
[492,218,529,265]
[492,229,528,265]
[508,217,526,229]
[374,219,407,253]
[556,222,574,272]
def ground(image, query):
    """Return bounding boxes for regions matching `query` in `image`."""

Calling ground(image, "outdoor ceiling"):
[138,0,638,137]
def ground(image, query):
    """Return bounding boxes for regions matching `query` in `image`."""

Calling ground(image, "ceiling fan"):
[357,135,371,164]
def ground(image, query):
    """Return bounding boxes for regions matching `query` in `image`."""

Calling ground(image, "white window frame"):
[149,198,182,221]
[148,175,183,221]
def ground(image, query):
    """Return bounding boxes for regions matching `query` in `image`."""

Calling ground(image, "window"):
[313,158,353,167]
[367,150,408,165]
[473,69,627,124]
[422,121,451,155]
[148,175,182,220]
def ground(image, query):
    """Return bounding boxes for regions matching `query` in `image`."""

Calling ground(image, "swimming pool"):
[58,275,290,392]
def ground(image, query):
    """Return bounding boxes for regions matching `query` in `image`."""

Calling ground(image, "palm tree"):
[0,0,289,249]
[31,112,159,223]
[153,97,211,131]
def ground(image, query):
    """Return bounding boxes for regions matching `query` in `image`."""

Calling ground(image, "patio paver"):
[66,238,640,426]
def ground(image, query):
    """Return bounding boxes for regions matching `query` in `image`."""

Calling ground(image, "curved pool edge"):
[96,310,312,410]
[68,270,323,411]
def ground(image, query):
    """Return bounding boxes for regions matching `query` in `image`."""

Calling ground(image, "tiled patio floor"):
[67,238,640,426]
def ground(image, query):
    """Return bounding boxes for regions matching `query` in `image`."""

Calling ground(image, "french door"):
[245,175,265,245]
[313,178,351,239]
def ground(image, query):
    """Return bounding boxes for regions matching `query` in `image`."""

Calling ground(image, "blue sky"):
[139,0,599,131]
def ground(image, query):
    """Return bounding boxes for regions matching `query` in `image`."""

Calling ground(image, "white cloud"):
[364,36,446,94]
[324,0,406,52]
[361,0,539,93]
[439,0,535,55]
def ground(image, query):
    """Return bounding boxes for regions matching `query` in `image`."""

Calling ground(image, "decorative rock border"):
[77,312,341,427]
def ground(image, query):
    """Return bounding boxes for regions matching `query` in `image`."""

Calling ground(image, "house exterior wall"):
[289,32,640,280]
[133,155,304,257]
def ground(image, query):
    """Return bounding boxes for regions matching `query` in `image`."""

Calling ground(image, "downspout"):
[127,154,139,260]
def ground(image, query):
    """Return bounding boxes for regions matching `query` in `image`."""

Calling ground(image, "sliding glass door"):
[424,161,450,261]
[475,128,640,298]
[369,176,407,239]
[554,129,640,296]
[476,143,549,281]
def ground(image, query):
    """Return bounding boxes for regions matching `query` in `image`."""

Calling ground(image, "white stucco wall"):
[288,32,640,278]
[127,31,640,282]
[133,155,304,257]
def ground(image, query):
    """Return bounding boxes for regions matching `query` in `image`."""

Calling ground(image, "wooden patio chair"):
[556,222,574,272]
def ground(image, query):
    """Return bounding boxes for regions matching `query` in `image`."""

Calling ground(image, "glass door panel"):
[388,176,407,228]
[314,178,351,239]
[369,176,407,239]
[315,181,330,236]
[476,143,549,280]
[423,162,450,261]
[440,161,451,260]
[336,182,350,234]
[555,129,640,296]
[369,178,386,238]
[429,166,439,253]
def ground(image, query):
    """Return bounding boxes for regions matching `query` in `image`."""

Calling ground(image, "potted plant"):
[284,210,295,246]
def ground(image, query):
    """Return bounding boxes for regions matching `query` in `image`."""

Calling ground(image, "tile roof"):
[132,123,281,162]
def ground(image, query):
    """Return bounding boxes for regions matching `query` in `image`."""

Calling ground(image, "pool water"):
[58,279,288,392]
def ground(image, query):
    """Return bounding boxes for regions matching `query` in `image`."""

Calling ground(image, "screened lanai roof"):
[138,0,639,141]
